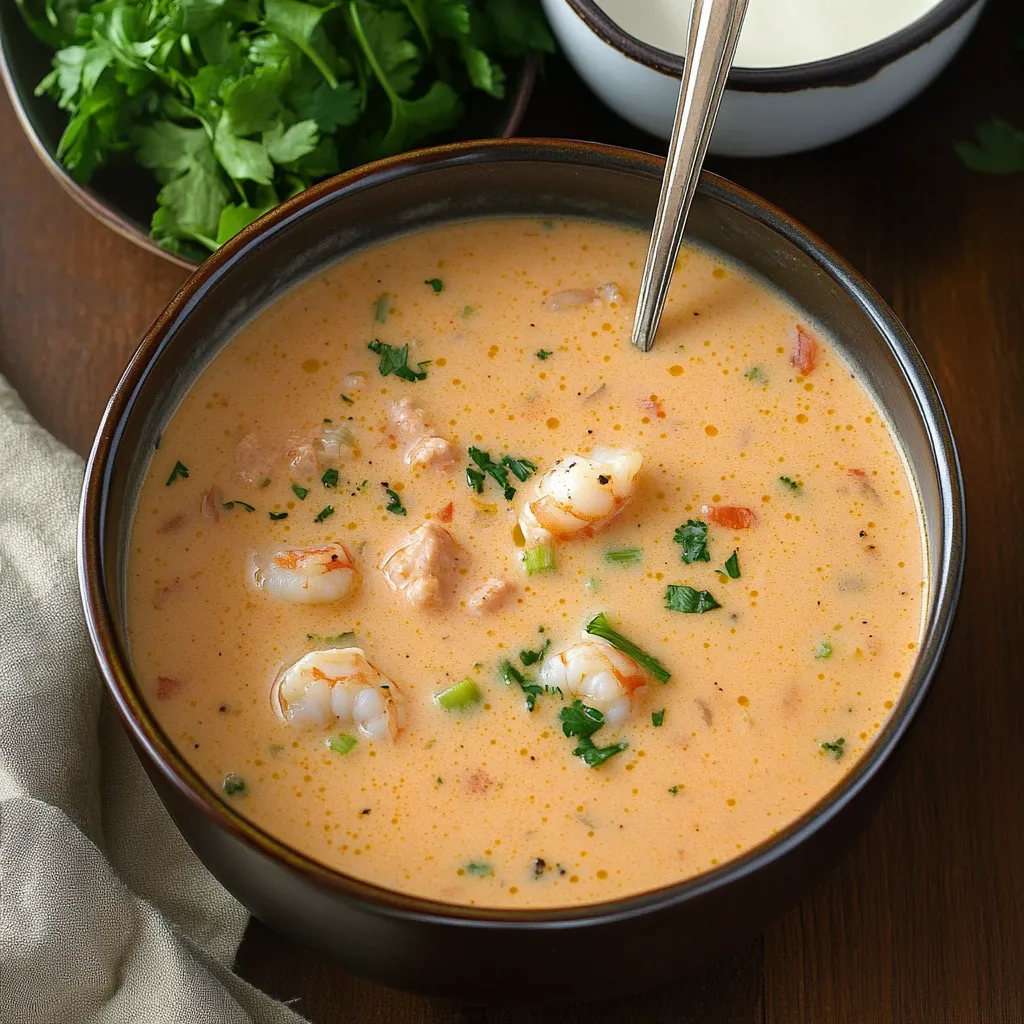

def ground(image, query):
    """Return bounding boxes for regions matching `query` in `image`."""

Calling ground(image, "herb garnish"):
[956,118,1024,174]
[464,861,492,877]
[465,446,537,500]
[559,700,629,768]
[814,640,834,660]
[718,549,741,579]
[668,785,681,795]
[292,484,309,501]
[321,468,339,489]
[605,547,643,565]
[328,733,357,755]
[425,278,443,293]
[222,773,246,797]
[523,546,555,575]
[674,520,710,563]
[779,476,802,491]
[368,340,428,382]
[165,460,189,486]
[269,511,288,520]
[744,366,766,383]
[307,632,356,644]
[585,612,671,684]
[435,677,482,710]
[314,505,335,523]
[340,394,354,405]
[222,500,255,512]
[536,349,553,360]
[652,709,665,727]
[821,737,846,759]
[665,585,721,614]
[374,294,391,324]
[384,487,407,516]
[500,659,544,712]
[519,638,551,667]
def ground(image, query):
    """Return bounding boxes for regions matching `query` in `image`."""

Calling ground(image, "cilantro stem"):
[585,612,671,684]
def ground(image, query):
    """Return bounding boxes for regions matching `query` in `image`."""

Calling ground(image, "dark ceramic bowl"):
[79,139,965,1002]
[0,0,535,270]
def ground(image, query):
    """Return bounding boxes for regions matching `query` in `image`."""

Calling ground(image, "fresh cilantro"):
[559,701,628,767]
[744,366,766,383]
[585,612,671,684]
[259,478,272,489]
[605,547,643,565]
[292,484,309,500]
[314,505,335,523]
[328,733,357,755]
[368,339,428,382]
[340,394,354,404]
[652,709,665,727]
[374,294,390,323]
[502,454,538,482]
[674,520,710,563]
[222,773,246,796]
[536,349,552,360]
[668,785,681,795]
[573,736,628,768]
[321,468,339,488]
[718,549,740,579]
[519,638,550,667]
[222,500,255,512]
[466,447,535,500]
[500,659,544,711]
[384,487,406,515]
[269,511,289,520]
[425,278,443,293]
[464,861,492,877]
[779,476,802,491]
[956,117,1024,174]
[815,640,834,660]
[665,585,721,614]
[22,0,555,258]
[165,460,189,485]
[821,737,846,759]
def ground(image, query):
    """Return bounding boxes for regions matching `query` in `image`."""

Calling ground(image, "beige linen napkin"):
[0,376,307,1024]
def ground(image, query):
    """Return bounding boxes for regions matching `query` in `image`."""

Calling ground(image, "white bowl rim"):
[561,0,981,91]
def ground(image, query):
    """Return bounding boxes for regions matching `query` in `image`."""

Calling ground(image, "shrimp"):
[545,282,623,311]
[319,423,356,463]
[406,435,458,471]
[274,648,405,741]
[539,635,649,726]
[518,449,642,545]
[380,522,456,608]
[467,578,514,615]
[254,541,357,604]
[791,324,820,376]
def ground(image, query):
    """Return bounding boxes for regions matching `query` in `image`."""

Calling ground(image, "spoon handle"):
[631,0,748,353]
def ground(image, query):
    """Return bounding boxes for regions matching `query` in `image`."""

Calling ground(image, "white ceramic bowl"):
[542,0,987,156]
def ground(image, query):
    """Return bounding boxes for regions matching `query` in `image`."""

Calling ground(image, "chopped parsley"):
[814,640,834,660]
[292,484,309,501]
[321,468,339,489]
[674,520,710,563]
[384,487,407,516]
[500,659,544,712]
[821,737,846,759]
[425,278,444,293]
[314,505,335,523]
[340,394,354,405]
[585,612,671,684]
[269,511,288,521]
[744,366,766,383]
[519,638,551,667]
[523,546,555,575]
[367,339,428,382]
[465,447,536,500]
[668,785,681,795]
[306,632,356,644]
[328,733,357,755]
[165,460,189,485]
[464,861,492,877]
[536,349,553,360]
[665,585,721,614]
[222,500,255,512]
[374,294,390,324]
[605,547,643,565]
[718,549,741,579]
[222,773,246,797]
[559,700,628,768]
[652,709,665,727]
[779,476,802,491]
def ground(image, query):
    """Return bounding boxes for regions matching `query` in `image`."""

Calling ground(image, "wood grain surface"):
[3,0,1023,1019]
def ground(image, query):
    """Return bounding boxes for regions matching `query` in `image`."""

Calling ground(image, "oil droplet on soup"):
[127,219,925,909]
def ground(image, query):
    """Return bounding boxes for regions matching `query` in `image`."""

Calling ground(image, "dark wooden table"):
[3,1,1023,1019]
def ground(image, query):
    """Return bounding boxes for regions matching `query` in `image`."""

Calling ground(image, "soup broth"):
[127,219,925,908]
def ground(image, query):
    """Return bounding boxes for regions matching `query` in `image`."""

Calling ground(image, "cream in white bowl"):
[543,0,988,155]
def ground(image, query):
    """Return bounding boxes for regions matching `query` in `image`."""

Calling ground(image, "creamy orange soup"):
[127,219,925,908]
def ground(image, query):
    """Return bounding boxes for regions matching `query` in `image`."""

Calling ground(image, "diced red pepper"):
[438,501,454,523]
[702,504,757,529]
[156,676,184,700]
[792,324,820,376]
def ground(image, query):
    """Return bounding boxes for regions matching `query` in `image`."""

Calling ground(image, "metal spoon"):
[632,0,749,353]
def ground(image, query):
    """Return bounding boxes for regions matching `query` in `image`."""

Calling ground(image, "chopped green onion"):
[652,709,665,727]
[314,505,334,523]
[328,733,357,755]
[292,484,308,500]
[374,293,390,323]
[523,546,555,575]
[425,278,443,293]
[665,585,721,614]
[464,861,492,877]
[340,393,354,404]
[604,547,643,565]
[435,677,482,710]
[585,612,671,684]
[165,460,189,485]
[269,511,288,520]
[321,468,339,488]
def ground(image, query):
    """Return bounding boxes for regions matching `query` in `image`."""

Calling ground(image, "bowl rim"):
[0,7,536,271]
[559,0,981,91]
[79,137,965,929]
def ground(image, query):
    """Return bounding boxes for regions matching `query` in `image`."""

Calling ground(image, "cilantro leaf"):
[214,115,274,184]
[573,735,628,768]
[652,708,665,726]
[559,699,603,740]
[425,277,443,292]
[585,612,671,683]
[263,120,321,163]
[165,460,189,485]
[321,468,339,488]
[821,737,846,759]
[518,637,550,666]
[368,339,428,382]
[665,585,721,614]
[956,117,1024,174]
[500,659,544,711]
[674,519,710,563]
[384,487,407,515]
[535,349,552,360]
[314,504,335,522]
[718,549,740,579]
